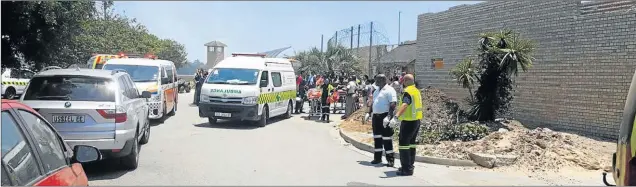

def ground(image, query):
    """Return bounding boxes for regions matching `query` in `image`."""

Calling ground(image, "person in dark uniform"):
[320,75,330,122]
[193,69,202,104]
[295,73,307,114]
[364,74,398,167]
[195,69,207,105]
[390,74,423,176]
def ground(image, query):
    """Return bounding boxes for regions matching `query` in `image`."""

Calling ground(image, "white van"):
[102,57,179,120]
[198,54,297,127]
[1,68,35,99]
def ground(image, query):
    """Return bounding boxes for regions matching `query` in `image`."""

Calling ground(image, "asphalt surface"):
[82,92,554,186]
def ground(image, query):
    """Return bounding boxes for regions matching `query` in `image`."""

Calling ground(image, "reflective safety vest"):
[399,85,423,121]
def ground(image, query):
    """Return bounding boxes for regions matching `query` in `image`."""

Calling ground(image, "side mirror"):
[140,91,152,98]
[72,145,101,163]
[260,80,268,87]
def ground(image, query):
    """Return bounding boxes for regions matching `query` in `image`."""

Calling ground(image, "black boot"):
[371,152,383,164]
[396,165,414,176]
[385,153,395,167]
[396,168,413,176]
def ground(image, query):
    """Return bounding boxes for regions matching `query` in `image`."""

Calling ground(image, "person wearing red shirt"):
[297,71,304,89]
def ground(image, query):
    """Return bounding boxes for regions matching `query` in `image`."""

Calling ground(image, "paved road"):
[82,92,559,186]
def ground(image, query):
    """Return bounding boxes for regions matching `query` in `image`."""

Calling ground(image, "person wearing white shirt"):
[364,74,397,167]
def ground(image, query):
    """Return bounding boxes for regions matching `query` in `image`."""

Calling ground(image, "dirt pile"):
[340,109,372,133]
[418,120,614,172]
[339,87,613,173]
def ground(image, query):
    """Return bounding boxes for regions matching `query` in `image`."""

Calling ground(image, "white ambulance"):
[198,53,297,127]
[102,55,179,121]
[1,68,35,99]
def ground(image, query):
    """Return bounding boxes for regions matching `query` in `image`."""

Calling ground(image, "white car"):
[198,53,297,127]
[1,68,35,99]
[20,68,151,170]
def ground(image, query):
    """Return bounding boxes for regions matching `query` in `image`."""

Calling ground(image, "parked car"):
[19,68,152,170]
[1,99,101,186]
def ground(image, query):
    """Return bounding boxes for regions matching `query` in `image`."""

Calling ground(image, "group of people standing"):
[193,68,208,105]
[363,73,422,176]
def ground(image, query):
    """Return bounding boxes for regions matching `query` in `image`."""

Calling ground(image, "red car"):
[1,99,102,186]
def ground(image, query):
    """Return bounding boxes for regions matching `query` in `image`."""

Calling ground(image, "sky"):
[113,1,481,63]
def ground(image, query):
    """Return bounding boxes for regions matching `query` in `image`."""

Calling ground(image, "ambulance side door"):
[270,71,285,115]
[259,71,272,115]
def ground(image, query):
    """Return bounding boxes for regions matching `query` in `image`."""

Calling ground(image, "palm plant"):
[471,29,536,121]
[449,57,478,100]
[293,43,361,75]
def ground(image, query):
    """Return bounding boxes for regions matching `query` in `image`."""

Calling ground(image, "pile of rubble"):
[339,87,614,173]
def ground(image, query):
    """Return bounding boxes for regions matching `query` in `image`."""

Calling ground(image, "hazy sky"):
[113,1,480,62]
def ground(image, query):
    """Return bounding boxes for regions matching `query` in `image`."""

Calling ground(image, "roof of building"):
[204,41,227,47]
[378,40,417,64]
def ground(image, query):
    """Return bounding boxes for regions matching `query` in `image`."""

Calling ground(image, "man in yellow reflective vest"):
[389,74,422,176]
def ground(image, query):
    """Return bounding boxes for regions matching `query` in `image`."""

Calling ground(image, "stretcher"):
[330,88,346,114]
[306,88,324,118]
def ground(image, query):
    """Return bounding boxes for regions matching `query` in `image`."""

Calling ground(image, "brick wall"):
[416,0,636,139]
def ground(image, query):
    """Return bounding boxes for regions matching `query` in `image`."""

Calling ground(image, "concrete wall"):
[416,1,636,139]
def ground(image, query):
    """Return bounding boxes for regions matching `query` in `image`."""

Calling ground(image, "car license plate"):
[214,112,231,118]
[52,115,85,123]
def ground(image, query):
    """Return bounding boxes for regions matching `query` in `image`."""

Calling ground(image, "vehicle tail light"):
[97,109,127,123]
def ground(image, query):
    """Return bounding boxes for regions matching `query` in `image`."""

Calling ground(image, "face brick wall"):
[416,1,636,139]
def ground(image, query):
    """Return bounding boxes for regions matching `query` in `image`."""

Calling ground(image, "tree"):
[449,57,478,101]
[156,39,188,68]
[1,1,96,70]
[470,29,536,121]
[294,43,362,75]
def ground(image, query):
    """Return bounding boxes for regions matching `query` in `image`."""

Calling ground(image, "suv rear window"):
[23,76,116,101]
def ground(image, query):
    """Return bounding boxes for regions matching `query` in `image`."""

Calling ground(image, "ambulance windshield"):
[206,68,259,85]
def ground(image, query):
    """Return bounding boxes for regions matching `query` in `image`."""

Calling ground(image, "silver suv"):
[19,68,151,170]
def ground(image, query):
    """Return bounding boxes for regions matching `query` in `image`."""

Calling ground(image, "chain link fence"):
[322,22,394,75]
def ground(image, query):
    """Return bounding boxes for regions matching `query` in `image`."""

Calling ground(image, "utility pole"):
[398,11,402,45]
[321,34,324,68]
[334,31,338,46]
[320,34,324,53]
[368,22,373,76]
[350,26,354,50]
[357,24,361,52]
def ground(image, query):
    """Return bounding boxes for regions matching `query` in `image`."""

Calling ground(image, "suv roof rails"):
[111,69,128,75]
[41,66,62,71]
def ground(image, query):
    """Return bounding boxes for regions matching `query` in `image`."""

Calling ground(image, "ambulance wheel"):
[257,106,268,127]
[158,102,167,122]
[284,101,293,119]
[208,117,217,124]
[167,100,176,116]
[3,87,16,99]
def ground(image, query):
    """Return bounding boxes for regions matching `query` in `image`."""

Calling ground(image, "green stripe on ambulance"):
[1,81,28,86]
[258,90,296,104]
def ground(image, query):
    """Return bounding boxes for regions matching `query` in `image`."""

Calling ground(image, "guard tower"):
[204,41,227,69]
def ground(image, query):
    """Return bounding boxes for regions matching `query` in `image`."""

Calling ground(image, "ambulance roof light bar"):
[118,52,157,60]
[231,53,266,58]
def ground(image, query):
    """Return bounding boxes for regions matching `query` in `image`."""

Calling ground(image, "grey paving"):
[84,92,432,185]
[82,92,572,186]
